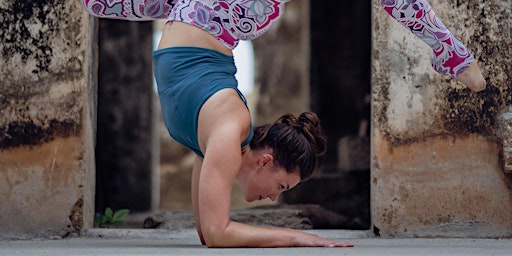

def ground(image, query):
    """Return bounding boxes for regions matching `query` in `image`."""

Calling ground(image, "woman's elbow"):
[197,231,206,245]
[202,227,230,248]
[203,233,222,248]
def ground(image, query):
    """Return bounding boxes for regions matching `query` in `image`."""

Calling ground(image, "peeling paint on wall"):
[69,198,84,234]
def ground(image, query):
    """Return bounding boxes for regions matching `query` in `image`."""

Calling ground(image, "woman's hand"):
[292,230,354,248]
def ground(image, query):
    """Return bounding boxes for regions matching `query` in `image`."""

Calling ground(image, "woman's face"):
[241,162,301,202]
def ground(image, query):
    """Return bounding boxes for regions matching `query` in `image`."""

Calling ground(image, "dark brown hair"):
[250,112,327,181]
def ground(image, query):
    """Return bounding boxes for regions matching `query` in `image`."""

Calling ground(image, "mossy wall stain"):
[0,1,86,149]
[438,0,512,138]
[1,1,83,76]
[0,120,80,149]
[441,86,507,136]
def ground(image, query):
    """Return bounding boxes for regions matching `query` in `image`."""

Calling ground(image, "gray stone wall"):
[0,1,96,239]
[372,0,512,238]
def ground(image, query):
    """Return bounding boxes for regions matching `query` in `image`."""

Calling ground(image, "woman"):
[82,0,485,247]
[83,0,354,247]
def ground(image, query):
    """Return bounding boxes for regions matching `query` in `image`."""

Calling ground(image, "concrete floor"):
[1,229,512,256]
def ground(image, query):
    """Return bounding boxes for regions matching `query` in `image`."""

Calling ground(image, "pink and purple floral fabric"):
[82,0,288,50]
[82,0,474,76]
[82,0,176,20]
[169,0,289,49]
[379,0,473,77]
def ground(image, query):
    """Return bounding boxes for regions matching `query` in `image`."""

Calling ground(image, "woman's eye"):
[279,185,285,190]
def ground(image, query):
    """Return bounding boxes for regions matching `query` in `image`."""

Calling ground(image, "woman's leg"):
[82,0,175,20]
[379,0,485,91]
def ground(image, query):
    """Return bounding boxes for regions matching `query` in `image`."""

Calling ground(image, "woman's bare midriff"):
[157,21,233,56]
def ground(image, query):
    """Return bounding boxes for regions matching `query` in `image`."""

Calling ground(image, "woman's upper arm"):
[194,89,252,247]
[196,127,243,247]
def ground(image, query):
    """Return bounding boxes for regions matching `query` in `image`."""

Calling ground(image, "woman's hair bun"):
[297,112,327,157]
[273,112,327,157]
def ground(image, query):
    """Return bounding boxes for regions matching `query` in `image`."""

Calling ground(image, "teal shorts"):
[152,47,253,158]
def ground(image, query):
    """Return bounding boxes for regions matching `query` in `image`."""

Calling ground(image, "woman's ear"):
[262,153,274,167]
[256,153,274,169]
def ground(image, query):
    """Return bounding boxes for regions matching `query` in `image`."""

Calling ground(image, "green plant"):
[94,207,130,228]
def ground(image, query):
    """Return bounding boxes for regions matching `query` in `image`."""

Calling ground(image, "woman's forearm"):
[203,220,351,248]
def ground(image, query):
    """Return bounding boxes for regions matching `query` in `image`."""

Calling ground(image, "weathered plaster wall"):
[0,1,96,239]
[501,107,512,174]
[372,0,512,238]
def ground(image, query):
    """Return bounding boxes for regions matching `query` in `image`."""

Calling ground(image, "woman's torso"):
[158,21,233,55]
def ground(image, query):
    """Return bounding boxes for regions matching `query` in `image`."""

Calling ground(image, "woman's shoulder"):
[198,89,252,145]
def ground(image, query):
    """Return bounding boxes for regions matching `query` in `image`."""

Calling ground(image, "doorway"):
[281,1,372,230]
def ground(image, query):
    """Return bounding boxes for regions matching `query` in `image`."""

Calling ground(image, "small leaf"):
[112,209,130,223]
[104,207,113,218]
[102,214,111,224]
